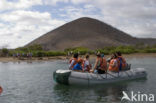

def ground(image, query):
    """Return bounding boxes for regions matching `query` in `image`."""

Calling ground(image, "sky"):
[0,0,156,48]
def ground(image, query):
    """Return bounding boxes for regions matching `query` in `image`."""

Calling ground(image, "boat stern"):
[53,70,71,85]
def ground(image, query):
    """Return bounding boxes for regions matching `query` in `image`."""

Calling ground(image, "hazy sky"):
[0,0,156,48]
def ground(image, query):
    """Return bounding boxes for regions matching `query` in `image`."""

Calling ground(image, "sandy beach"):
[0,53,156,62]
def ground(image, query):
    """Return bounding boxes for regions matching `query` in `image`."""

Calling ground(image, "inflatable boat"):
[53,68,147,85]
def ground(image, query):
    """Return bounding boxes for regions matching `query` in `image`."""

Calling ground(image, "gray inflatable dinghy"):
[53,68,147,85]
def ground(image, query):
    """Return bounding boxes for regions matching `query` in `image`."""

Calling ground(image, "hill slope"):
[26,17,156,50]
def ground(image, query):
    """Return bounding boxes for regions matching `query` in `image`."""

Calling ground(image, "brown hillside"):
[26,17,156,50]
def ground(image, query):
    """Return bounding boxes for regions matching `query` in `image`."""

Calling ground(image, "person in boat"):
[72,58,83,71]
[69,53,79,70]
[116,51,126,71]
[82,54,92,72]
[90,53,107,74]
[101,53,107,71]
[108,53,119,72]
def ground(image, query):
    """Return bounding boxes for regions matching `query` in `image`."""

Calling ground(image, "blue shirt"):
[72,63,82,70]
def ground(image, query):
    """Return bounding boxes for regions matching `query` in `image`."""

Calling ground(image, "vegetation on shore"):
[0,44,156,57]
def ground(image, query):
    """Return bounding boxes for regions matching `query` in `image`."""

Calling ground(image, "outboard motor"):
[53,70,71,85]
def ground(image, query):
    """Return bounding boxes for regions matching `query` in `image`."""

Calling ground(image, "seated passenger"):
[91,53,107,74]
[72,59,83,71]
[116,51,126,70]
[108,53,119,72]
[101,54,107,72]
[82,54,92,72]
[69,53,78,70]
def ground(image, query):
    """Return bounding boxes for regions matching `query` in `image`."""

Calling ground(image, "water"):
[0,57,156,103]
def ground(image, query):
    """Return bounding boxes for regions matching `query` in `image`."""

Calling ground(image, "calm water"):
[0,57,156,103]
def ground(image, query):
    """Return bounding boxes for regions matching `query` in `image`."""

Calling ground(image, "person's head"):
[86,54,90,59]
[116,51,122,56]
[96,52,101,58]
[73,53,79,59]
[113,53,118,59]
[78,58,83,64]
[101,54,104,58]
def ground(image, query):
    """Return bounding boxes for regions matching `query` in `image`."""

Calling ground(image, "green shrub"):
[15,44,43,52]
[96,49,109,55]
[64,47,93,55]
[1,48,9,56]
[144,48,156,53]
[1,45,156,57]
[97,46,136,54]
[46,51,66,56]
[28,44,43,51]
[16,47,29,52]
[36,51,45,57]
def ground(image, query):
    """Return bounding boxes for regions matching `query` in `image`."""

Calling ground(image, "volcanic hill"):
[26,17,156,50]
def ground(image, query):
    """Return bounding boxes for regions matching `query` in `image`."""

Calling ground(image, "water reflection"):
[53,83,129,103]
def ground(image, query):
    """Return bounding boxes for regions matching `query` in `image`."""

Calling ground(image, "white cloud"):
[0,10,65,48]
[42,0,69,5]
[0,0,42,11]
[61,5,102,21]
[70,0,90,4]
[1,10,51,23]
[89,0,156,38]
[41,0,89,5]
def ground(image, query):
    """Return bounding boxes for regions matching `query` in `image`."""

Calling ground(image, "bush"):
[15,44,43,52]
[97,46,136,54]
[96,49,109,55]
[64,47,93,55]
[36,51,45,57]
[144,48,156,53]
[115,46,136,54]
[15,47,29,52]
[28,44,43,51]
[1,48,9,56]
[46,51,66,56]
[1,45,156,57]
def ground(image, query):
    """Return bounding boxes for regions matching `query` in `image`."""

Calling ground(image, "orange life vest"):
[99,58,107,71]
[108,59,119,72]
[96,57,107,71]
[118,56,126,69]
[69,58,78,68]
